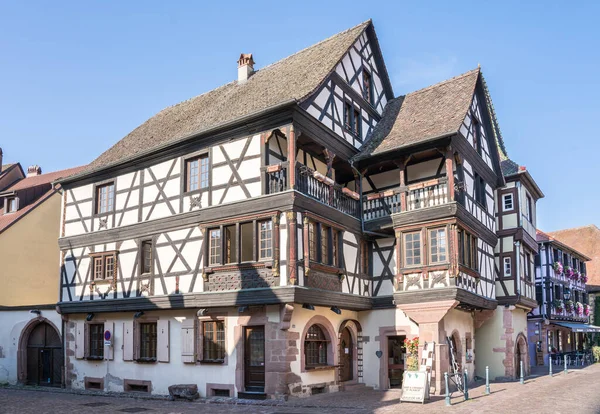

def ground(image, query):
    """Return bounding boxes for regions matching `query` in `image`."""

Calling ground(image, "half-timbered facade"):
[527,230,597,368]
[55,20,532,398]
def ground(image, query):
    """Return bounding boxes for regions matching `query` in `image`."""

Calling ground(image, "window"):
[321,225,330,265]
[343,101,361,136]
[458,229,478,270]
[186,154,209,192]
[224,225,237,263]
[259,220,273,260]
[474,174,486,206]
[209,229,221,265]
[141,240,153,274]
[404,232,421,266]
[95,183,115,214]
[6,197,17,213]
[240,222,253,262]
[503,257,512,277]
[472,115,481,154]
[139,322,157,361]
[91,253,117,281]
[308,220,340,266]
[89,323,104,359]
[525,253,532,281]
[502,193,514,211]
[429,228,447,263]
[309,221,317,260]
[305,325,328,367]
[203,321,225,362]
[525,194,533,221]
[362,69,373,104]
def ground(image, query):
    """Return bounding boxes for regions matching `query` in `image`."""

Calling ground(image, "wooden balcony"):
[263,162,361,219]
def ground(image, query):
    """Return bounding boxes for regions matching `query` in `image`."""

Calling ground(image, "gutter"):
[55,99,298,186]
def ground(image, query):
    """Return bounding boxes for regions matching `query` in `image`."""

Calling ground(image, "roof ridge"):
[549,224,600,233]
[405,67,479,97]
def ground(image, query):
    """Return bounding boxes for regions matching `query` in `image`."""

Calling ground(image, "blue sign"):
[104,330,111,341]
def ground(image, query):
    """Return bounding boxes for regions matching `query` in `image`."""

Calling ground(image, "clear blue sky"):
[1,1,598,231]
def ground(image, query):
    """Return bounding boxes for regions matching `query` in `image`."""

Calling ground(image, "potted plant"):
[584,304,591,317]
[581,273,588,284]
[575,301,584,316]
[403,337,420,371]
[553,261,564,275]
[573,269,580,282]
[565,266,574,279]
[553,299,564,313]
[565,300,574,313]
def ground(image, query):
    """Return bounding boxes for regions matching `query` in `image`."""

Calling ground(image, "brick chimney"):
[27,165,42,177]
[237,53,255,84]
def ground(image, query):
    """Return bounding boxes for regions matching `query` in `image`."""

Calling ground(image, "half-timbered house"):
[56,20,525,398]
[527,230,598,368]
[0,158,84,387]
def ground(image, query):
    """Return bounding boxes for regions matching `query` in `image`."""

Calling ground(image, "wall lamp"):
[197,308,209,316]
[29,309,41,316]
[302,304,315,311]
[86,313,95,322]
[134,311,145,319]
[238,306,249,313]
[330,306,342,315]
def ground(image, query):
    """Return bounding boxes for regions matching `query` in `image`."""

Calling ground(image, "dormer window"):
[362,69,373,104]
[343,101,361,137]
[95,182,115,214]
[5,197,18,213]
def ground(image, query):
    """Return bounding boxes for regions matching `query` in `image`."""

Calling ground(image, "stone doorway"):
[19,318,63,387]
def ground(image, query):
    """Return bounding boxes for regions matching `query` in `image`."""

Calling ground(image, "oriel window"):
[186,154,209,192]
[429,228,447,263]
[404,232,421,266]
[259,220,273,260]
[95,183,115,214]
[224,225,237,263]
[209,228,221,265]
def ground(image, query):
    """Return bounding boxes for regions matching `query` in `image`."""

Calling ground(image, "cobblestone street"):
[1,363,600,414]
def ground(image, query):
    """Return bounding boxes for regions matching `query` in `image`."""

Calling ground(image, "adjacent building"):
[0,157,84,386]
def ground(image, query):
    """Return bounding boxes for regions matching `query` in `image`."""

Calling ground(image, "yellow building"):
[0,159,84,386]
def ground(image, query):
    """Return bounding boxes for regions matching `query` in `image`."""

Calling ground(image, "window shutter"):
[105,321,115,360]
[157,320,170,363]
[75,321,85,359]
[180,318,196,363]
[123,321,134,361]
[83,323,90,359]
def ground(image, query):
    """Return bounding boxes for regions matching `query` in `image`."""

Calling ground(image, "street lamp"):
[564,288,571,301]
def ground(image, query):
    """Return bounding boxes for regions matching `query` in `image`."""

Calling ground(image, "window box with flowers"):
[581,273,588,284]
[584,304,591,317]
[553,299,564,313]
[553,261,563,276]
[565,266,574,280]
[575,302,584,317]
[564,300,574,314]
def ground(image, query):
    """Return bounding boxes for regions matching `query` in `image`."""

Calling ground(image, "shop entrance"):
[387,335,406,388]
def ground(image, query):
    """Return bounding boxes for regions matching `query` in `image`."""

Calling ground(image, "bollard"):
[444,372,451,406]
[464,369,469,401]
[549,358,553,377]
[564,357,568,374]
[485,366,491,395]
[520,360,524,384]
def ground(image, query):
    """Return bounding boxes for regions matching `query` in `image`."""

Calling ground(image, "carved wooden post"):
[445,147,455,202]
[288,125,297,190]
[272,213,280,277]
[397,158,407,211]
[395,230,402,290]
[287,212,298,285]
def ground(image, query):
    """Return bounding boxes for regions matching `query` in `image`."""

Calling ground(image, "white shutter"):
[157,320,170,363]
[123,321,133,361]
[75,321,85,359]
[180,319,196,363]
[104,321,115,361]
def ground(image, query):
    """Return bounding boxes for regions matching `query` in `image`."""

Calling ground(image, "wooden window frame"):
[502,193,514,212]
[525,253,532,282]
[472,113,481,154]
[5,196,18,213]
[95,182,115,215]
[185,153,210,193]
[458,229,478,271]
[403,231,422,267]
[138,321,158,362]
[258,219,273,260]
[474,174,486,207]
[208,228,222,266]
[428,227,447,264]
[197,316,228,365]
[343,101,361,137]
[503,256,512,277]
[89,251,118,284]
[525,194,533,222]
[308,220,341,267]
[309,221,317,261]
[140,240,153,275]
[362,69,374,105]
[343,101,353,130]
[201,320,226,363]
[87,322,105,360]
[304,325,329,368]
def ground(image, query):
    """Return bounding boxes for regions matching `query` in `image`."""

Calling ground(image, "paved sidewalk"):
[1,364,600,413]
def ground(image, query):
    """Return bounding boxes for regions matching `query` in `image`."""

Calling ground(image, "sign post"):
[104,330,112,347]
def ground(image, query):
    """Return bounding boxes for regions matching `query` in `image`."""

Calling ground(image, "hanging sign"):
[104,330,112,346]
[400,371,429,404]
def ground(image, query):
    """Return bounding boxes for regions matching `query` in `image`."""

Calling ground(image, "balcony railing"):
[295,164,361,219]
[363,178,450,221]
[264,162,288,194]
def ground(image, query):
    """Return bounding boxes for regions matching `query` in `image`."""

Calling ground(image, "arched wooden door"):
[26,322,63,386]
[340,327,353,382]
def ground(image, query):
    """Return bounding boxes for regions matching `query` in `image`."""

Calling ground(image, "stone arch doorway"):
[515,333,529,379]
[18,318,63,387]
[338,319,362,384]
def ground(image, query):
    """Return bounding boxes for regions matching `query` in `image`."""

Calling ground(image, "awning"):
[552,322,600,333]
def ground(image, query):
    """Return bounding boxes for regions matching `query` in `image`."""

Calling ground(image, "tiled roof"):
[82,21,372,174]
[548,225,600,287]
[0,165,86,234]
[355,68,480,160]
[501,159,520,176]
